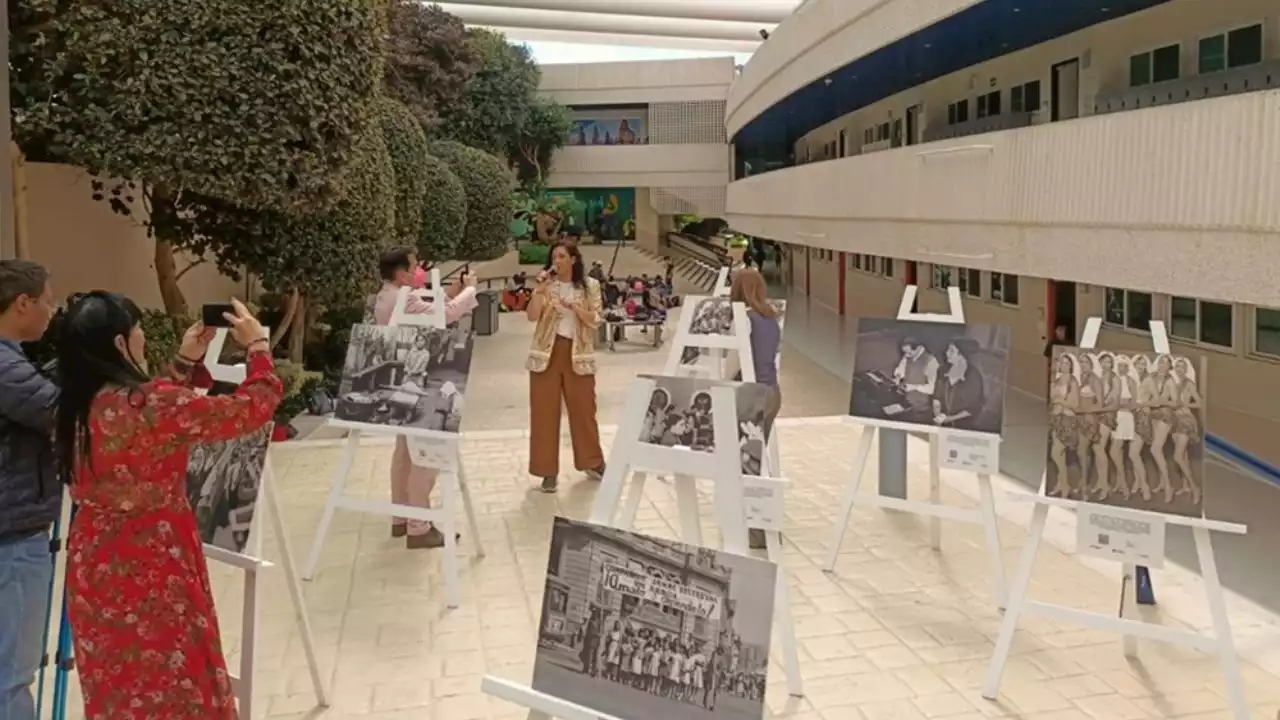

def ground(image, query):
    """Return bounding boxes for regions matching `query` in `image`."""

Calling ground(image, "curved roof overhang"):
[441,0,800,24]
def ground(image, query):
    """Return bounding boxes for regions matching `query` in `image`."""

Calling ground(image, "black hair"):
[0,259,49,313]
[53,292,150,484]
[378,246,416,281]
[546,240,586,287]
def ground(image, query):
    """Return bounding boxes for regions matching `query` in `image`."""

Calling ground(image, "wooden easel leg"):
[766,433,782,477]
[823,428,876,572]
[589,462,629,525]
[1120,563,1139,657]
[928,435,941,549]
[439,471,462,609]
[983,503,1048,699]
[977,474,1007,609]
[263,476,328,706]
[237,563,259,719]
[456,460,485,559]
[673,474,703,545]
[617,471,649,530]
[767,530,804,698]
[1194,527,1248,719]
[302,433,360,580]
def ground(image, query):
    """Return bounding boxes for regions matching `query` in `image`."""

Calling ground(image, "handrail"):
[1206,434,1280,487]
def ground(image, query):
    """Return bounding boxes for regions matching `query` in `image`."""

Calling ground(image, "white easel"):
[202,330,328,715]
[823,285,1008,607]
[982,318,1251,718]
[300,270,485,608]
[482,380,800,719]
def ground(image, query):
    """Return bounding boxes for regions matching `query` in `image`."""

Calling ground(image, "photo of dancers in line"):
[636,375,776,476]
[1046,347,1205,517]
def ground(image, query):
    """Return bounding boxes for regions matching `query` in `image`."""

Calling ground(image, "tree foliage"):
[10,0,384,210]
[375,96,430,244]
[428,141,513,260]
[181,128,396,309]
[510,97,572,187]
[436,29,540,158]
[418,154,468,262]
[383,0,480,131]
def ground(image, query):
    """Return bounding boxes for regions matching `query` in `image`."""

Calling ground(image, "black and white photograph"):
[1046,347,1205,517]
[335,323,474,435]
[636,375,777,476]
[850,318,1009,436]
[680,297,735,366]
[185,425,272,555]
[533,517,776,720]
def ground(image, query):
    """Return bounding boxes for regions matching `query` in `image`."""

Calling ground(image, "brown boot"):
[406,525,462,549]
[391,524,408,539]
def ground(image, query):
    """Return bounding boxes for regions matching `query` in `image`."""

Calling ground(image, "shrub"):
[518,243,550,266]
[419,154,468,262]
[139,310,189,374]
[428,141,513,260]
[376,96,431,244]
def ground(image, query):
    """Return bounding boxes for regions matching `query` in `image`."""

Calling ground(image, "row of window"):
[810,247,837,262]
[849,253,894,278]
[947,80,1042,126]
[1129,23,1265,88]
[1104,288,1280,358]
[928,265,1020,305]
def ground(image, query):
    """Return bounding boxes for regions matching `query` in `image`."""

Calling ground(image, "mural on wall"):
[555,188,636,241]
[567,118,648,146]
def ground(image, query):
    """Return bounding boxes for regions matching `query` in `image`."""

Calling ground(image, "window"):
[1130,44,1180,87]
[876,123,890,141]
[930,265,953,289]
[880,257,894,278]
[1200,24,1263,73]
[947,99,970,125]
[1009,80,1042,113]
[863,128,874,145]
[955,268,980,297]
[1254,307,1280,356]
[1105,288,1153,331]
[977,90,1002,118]
[1171,296,1234,347]
[851,254,862,270]
[990,273,1019,305]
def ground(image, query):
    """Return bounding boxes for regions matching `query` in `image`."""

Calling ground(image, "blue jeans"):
[0,532,51,720]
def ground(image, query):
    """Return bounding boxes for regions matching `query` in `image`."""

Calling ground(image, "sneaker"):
[585,464,606,482]
[539,476,558,493]
[391,524,408,539]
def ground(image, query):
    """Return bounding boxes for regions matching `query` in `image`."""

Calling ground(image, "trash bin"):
[474,289,500,336]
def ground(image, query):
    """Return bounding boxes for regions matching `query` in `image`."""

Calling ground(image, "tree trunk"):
[269,289,300,349]
[150,183,189,316]
[287,294,308,363]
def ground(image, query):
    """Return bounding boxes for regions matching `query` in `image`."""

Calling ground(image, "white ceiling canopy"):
[435,0,800,51]
[441,0,800,24]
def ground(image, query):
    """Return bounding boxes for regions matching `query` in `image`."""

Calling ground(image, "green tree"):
[510,97,572,188]
[419,155,468,262]
[376,96,431,244]
[383,0,480,131]
[429,141,513,260]
[437,29,540,158]
[180,129,395,356]
[9,0,384,314]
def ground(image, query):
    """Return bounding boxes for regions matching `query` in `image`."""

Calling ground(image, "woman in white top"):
[1108,355,1139,496]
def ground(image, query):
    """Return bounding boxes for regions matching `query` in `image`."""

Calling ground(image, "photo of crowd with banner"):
[533,518,775,720]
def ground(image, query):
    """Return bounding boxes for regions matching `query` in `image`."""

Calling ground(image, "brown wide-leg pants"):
[529,337,605,477]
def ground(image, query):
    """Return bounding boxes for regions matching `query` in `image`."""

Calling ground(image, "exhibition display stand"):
[301,271,485,608]
[982,318,1251,719]
[822,286,1008,607]
[203,330,329,715]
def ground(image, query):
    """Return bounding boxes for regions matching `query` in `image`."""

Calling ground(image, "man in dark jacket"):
[0,259,58,720]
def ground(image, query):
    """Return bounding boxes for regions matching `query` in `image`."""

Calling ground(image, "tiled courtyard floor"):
[50,321,1280,719]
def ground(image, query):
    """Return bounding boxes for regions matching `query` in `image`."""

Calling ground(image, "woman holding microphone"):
[526,241,607,493]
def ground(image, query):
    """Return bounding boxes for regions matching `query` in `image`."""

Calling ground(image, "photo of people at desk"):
[336,323,474,434]
[849,318,1009,436]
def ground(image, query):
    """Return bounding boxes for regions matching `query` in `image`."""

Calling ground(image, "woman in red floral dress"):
[53,293,281,719]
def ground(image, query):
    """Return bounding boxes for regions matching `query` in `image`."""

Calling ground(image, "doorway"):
[1051,59,1081,121]
[891,118,904,148]
[1047,280,1078,344]
[905,105,921,146]
[838,129,847,158]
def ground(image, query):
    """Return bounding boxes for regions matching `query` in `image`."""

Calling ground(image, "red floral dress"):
[66,351,282,720]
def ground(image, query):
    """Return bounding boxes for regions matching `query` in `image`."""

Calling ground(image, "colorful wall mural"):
[549,188,637,241]
[567,118,648,146]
